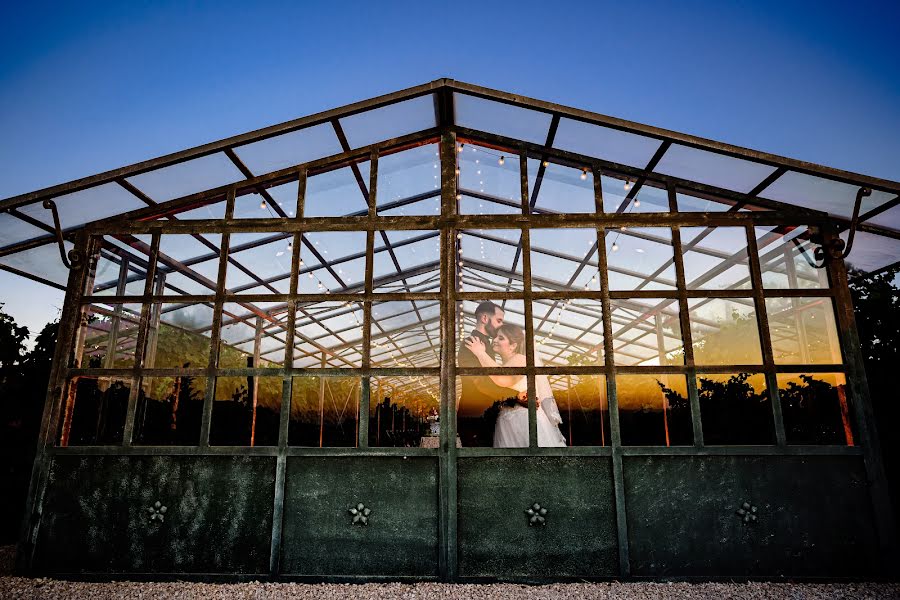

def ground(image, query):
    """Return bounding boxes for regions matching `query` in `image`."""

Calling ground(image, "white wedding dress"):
[493,352,567,448]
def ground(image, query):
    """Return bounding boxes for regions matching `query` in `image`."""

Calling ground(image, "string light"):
[612,242,619,252]
[580,168,588,181]
[458,144,464,153]
[498,156,505,166]
[543,160,549,167]
[260,200,267,209]
[634,198,641,207]
[624,180,631,191]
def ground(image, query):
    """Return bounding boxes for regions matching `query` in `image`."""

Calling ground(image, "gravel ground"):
[2,548,898,599]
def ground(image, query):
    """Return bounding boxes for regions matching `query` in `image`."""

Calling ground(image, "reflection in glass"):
[532,299,603,367]
[369,377,440,447]
[304,162,371,217]
[529,228,600,291]
[766,297,842,364]
[376,143,441,215]
[528,160,594,214]
[609,298,683,366]
[696,373,773,445]
[58,377,130,446]
[456,375,523,448]
[777,373,854,445]
[210,376,282,446]
[681,227,752,290]
[688,298,762,365]
[157,234,221,296]
[87,235,152,296]
[289,376,360,447]
[550,375,609,446]
[372,230,441,293]
[372,301,440,368]
[219,302,286,368]
[756,226,829,289]
[293,302,363,368]
[617,374,692,446]
[457,229,524,293]
[606,227,676,291]
[133,376,207,445]
[456,299,525,367]
[78,303,141,368]
[457,142,521,214]
[145,303,214,369]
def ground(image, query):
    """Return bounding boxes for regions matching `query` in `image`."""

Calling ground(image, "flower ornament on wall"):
[735,500,758,524]
[349,503,371,526]
[525,502,547,526]
[147,500,167,523]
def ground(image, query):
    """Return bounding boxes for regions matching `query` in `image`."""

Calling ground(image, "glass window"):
[654,144,778,194]
[58,376,131,446]
[0,211,50,247]
[289,376,360,447]
[688,298,763,365]
[766,297,842,364]
[457,142,521,214]
[233,180,299,219]
[210,376,282,446]
[225,232,293,294]
[532,298,603,367]
[454,93,553,145]
[376,143,441,215]
[144,302,214,369]
[529,228,600,292]
[762,171,894,217]
[157,234,221,296]
[601,176,669,214]
[456,374,525,448]
[125,153,244,202]
[218,302,287,368]
[16,183,145,230]
[616,374,692,446]
[606,227,676,291]
[369,376,440,448]
[609,298,683,366]
[681,227,752,290]
[304,162,371,217]
[372,230,441,294]
[528,159,594,214]
[457,229,524,293]
[371,301,440,368]
[553,118,663,168]
[338,95,436,149]
[78,303,142,368]
[0,240,75,287]
[87,235,152,297]
[293,301,363,368]
[546,375,609,447]
[777,373,855,445]
[232,122,343,175]
[840,231,900,274]
[675,189,735,212]
[696,373,773,445]
[134,376,207,445]
[756,226,829,289]
[456,299,525,368]
[297,232,366,294]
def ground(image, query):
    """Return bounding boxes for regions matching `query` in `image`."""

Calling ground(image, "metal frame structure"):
[8,80,898,580]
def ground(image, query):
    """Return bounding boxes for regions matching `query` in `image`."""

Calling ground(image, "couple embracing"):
[458,302,566,447]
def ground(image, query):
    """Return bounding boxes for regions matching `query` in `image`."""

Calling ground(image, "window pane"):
[157,234,221,296]
[454,93,553,145]
[145,303,214,369]
[78,303,141,368]
[233,179,299,219]
[602,176,669,213]
[654,144,778,194]
[532,298,603,367]
[298,232,366,294]
[529,228,600,291]
[373,230,441,294]
[210,376,282,446]
[676,189,736,212]
[59,376,130,446]
[610,298,683,366]
[456,299,525,368]
[370,376,440,448]
[304,162,371,217]
[756,226,829,289]
[550,375,610,447]
[232,122,342,175]
[688,298,762,365]
[339,94,435,149]
[696,373,773,445]
[219,302,287,368]
[456,375,524,448]
[226,232,293,294]
[376,143,441,216]
[528,160,594,214]
[87,235,152,296]
[606,227,676,291]
[457,142,521,214]
[553,117,662,168]
[457,229,524,293]
[681,227,752,290]
[289,376,360,447]
[777,373,855,445]
[617,374,692,446]
[125,153,244,202]
[134,376,207,445]
[766,297,842,364]
[293,301,363,368]
[371,301,440,368]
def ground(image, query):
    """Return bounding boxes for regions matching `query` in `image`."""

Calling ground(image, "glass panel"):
[654,144,778,194]
[756,226,829,289]
[840,230,900,274]
[226,232,293,294]
[78,303,141,368]
[373,230,441,294]
[0,240,74,286]
[606,227,676,291]
[532,298,603,367]
[296,231,367,294]
[544,374,609,447]
[688,298,762,365]
[681,227,752,290]
[293,301,363,368]
[157,234,221,296]
[219,302,287,368]
[371,300,440,368]
[210,376,282,446]
[145,302,214,369]
[456,299,525,368]
[529,228,600,291]
[457,142,521,214]
[762,171,894,217]
[456,375,525,448]
[454,93,553,145]
[766,297,842,364]
[369,376,440,447]
[553,117,663,168]
[304,162,371,217]
[87,235,152,296]
[676,189,736,212]
[696,373,774,445]
[339,94,436,149]
[233,180,299,219]
[125,153,244,202]
[777,373,855,445]
[617,374,692,446]
[134,376,207,445]
[601,176,669,213]
[457,229,524,293]
[376,143,441,215]
[232,122,343,175]
[528,159,594,214]
[609,298,683,366]
[169,199,226,220]
[0,211,49,247]
[289,376,360,447]
[865,202,900,230]
[16,183,145,229]
[59,376,130,446]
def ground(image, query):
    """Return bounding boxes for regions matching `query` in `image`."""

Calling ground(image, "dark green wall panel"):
[623,455,879,577]
[457,457,618,578]
[34,455,275,574]
[281,457,439,577]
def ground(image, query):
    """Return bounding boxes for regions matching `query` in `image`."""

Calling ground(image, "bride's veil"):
[533,345,563,425]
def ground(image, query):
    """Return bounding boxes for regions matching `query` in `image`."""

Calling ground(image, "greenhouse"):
[0,79,897,580]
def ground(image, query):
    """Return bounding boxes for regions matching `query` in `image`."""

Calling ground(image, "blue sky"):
[1,0,899,340]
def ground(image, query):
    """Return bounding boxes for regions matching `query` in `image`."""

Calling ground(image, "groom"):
[457,302,520,412]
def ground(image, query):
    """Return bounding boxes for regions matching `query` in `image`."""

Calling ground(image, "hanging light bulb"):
[624,180,631,191]
[455,167,460,175]
[543,160,549,167]
[458,144,464,153]
[612,242,619,252]
[299,258,304,266]
[498,156,505,166]
[634,198,641,207]
[456,193,462,201]
[260,200,267,209]
[580,168,588,181]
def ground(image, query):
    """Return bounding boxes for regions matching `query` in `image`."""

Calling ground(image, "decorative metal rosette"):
[525,502,547,526]
[147,500,168,523]
[735,500,758,524]
[349,502,371,526]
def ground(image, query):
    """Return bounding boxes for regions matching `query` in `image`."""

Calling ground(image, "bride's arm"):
[463,337,499,368]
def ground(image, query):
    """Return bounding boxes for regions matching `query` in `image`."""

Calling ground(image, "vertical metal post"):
[318,351,326,448]
[250,315,263,446]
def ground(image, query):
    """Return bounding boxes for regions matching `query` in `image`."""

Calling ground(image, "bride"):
[464,323,567,448]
